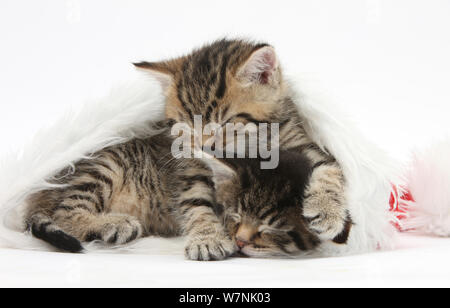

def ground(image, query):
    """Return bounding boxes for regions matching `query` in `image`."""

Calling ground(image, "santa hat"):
[0,73,406,256]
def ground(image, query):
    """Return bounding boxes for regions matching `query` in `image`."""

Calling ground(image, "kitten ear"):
[200,152,237,187]
[133,59,182,92]
[236,46,279,86]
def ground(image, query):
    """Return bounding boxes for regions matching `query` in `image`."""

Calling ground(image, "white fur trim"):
[290,75,401,256]
[0,76,165,250]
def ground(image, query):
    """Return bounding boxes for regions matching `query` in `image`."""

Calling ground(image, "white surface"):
[0,234,449,288]
[1,0,450,287]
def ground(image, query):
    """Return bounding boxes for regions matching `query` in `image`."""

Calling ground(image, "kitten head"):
[203,151,321,258]
[134,39,287,136]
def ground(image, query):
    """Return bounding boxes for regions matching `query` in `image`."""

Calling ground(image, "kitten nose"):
[236,239,248,249]
[235,224,257,249]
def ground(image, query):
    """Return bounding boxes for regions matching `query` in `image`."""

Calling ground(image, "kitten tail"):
[28,214,83,253]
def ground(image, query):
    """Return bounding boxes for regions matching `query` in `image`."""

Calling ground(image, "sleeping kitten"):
[135,39,350,243]
[204,150,352,258]
[25,123,236,261]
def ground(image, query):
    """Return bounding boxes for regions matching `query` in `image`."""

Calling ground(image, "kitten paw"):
[185,233,236,261]
[303,193,348,242]
[85,214,143,245]
[302,164,350,242]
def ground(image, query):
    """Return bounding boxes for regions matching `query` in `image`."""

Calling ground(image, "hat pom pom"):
[398,140,450,236]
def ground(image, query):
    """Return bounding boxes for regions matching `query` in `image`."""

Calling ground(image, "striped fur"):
[135,39,351,246]
[209,151,352,258]
[25,124,235,261]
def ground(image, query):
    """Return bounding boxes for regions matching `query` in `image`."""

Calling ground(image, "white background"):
[1,0,450,287]
[1,0,450,156]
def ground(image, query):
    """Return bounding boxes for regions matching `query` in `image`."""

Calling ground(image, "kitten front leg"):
[302,163,351,242]
[179,200,236,261]
[283,125,351,242]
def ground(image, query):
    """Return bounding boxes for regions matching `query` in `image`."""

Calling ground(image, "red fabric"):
[389,185,415,231]
[389,185,414,231]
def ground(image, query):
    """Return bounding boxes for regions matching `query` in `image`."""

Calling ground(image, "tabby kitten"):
[135,39,350,243]
[26,124,236,261]
[206,151,352,258]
